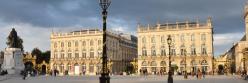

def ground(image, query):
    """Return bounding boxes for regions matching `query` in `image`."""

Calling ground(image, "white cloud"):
[213,32,244,56]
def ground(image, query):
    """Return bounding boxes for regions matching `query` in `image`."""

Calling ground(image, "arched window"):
[150,61,157,66]
[141,61,147,66]
[201,60,208,65]
[180,60,186,65]
[89,63,94,73]
[160,61,166,67]
[82,63,86,73]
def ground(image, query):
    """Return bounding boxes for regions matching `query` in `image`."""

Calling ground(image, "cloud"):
[213,32,244,56]
[0,23,51,52]
[0,0,247,56]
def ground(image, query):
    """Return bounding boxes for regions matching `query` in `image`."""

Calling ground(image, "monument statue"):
[6,28,23,51]
[1,28,24,75]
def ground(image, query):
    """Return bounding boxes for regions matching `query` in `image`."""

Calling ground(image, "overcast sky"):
[0,0,247,56]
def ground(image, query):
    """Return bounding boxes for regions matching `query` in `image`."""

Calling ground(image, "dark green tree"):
[31,48,42,64]
[6,28,24,51]
[41,51,50,63]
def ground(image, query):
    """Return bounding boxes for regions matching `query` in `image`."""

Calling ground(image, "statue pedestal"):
[1,48,24,75]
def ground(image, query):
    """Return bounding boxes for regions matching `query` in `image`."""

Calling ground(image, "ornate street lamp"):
[184,49,188,79]
[99,0,111,83]
[167,35,173,83]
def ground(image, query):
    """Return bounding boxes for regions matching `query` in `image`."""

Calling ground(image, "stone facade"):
[137,18,214,75]
[50,29,137,75]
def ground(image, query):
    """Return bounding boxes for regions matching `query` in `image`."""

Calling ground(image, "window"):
[98,49,102,57]
[171,35,175,42]
[142,47,147,56]
[90,49,94,58]
[82,41,86,47]
[90,40,94,46]
[201,34,206,41]
[180,34,185,42]
[82,49,86,58]
[142,37,146,43]
[191,34,195,41]
[68,53,72,58]
[75,41,78,47]
[191,45,196,55]
[68,42,71,47]
[161,46,166,56]
[89,64,94,73]
[54,42,57,48]
[61,42,64,47]
[151,46,156,56]
[161,36,165,43]
[180,45,185,56]
[151,37,156,43]
[75,53,79,58]
[201,44,207,55]
[171,45,176,55]
[61,53,64,59]
[54,53,58,59]
[98,40,102,45]
[82,64,86,73]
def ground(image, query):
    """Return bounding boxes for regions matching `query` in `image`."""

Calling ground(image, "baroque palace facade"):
[137,18,214,75]
[50,29,137,75]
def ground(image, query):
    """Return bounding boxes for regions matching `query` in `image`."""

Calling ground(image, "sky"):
[0,0,247,56]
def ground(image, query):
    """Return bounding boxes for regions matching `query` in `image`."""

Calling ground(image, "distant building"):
[137,18,214,75]
[223,4,248,75]
[50,29,137,75]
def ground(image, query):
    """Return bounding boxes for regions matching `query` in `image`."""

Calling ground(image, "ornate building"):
[23,52,49,74]
[137,18,214,75]
[50,29,137,75]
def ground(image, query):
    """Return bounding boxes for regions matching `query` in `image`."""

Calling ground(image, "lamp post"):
[167,35,173,83]
[184,49,188,79]
[99,0,111,83]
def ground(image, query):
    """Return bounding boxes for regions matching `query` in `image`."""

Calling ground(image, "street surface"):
[0,75,247,83]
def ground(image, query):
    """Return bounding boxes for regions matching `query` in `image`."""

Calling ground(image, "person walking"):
[23,70,27,80]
